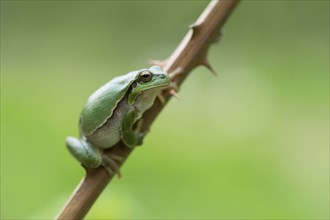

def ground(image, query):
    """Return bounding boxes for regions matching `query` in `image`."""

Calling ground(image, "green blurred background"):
[1,1,329,219]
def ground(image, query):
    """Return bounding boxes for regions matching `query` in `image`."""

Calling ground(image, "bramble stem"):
[56,1,240,219]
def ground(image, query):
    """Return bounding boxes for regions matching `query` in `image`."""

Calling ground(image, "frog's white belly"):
[86,97,132,149]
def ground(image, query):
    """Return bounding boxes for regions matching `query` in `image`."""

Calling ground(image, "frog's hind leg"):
[66,136,102,168]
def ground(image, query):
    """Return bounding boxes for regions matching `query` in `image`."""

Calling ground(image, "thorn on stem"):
[168,89,180,100]
[189,23,202,39]
[201,58,217,76]
[149,59,168,68]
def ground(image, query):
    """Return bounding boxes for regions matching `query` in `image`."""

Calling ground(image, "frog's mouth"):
[137,82,170,92]
[152,73,171,87]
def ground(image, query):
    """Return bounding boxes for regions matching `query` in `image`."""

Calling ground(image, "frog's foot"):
[161,67,182,100]
[157,87,180,105]
[66,136,102,168]
[102,154,123,178]
[122,129,145,148]
[156,93,166,105]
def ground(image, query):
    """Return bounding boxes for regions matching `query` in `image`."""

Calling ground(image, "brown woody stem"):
[56,1,240,219]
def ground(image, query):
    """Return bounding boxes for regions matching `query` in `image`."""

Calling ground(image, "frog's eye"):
[138,70,153,83]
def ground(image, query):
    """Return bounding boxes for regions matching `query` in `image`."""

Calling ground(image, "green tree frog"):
[66,66,170,173]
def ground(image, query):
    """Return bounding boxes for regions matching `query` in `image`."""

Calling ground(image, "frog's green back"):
[80,71,139,135]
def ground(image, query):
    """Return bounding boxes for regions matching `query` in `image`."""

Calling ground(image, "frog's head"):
[128,66,170,104]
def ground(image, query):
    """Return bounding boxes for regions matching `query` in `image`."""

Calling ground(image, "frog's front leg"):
[66,136,102,168]
[121,110,145,148]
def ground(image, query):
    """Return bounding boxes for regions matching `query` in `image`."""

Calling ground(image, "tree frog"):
[66,66,170,173]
